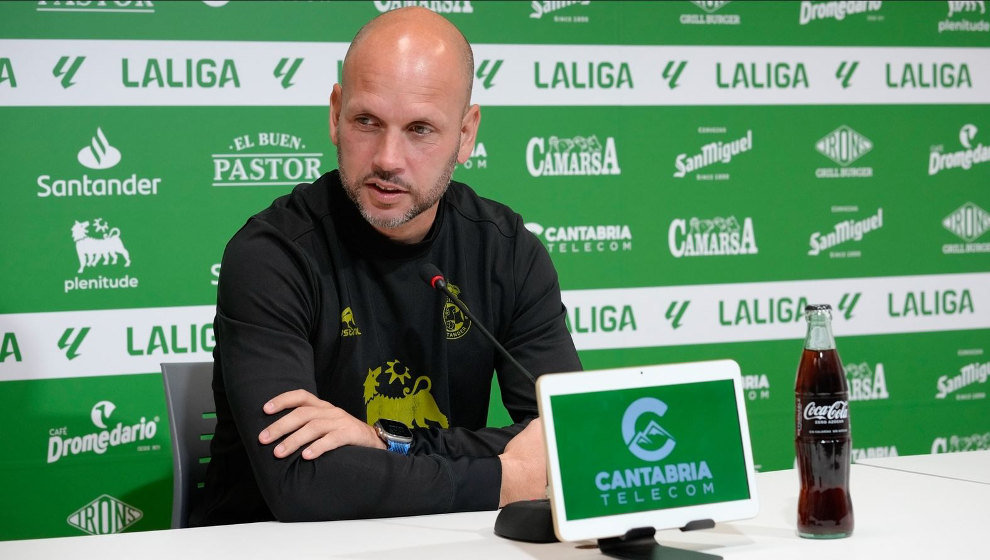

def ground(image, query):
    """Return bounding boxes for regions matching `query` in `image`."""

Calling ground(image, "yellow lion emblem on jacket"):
[364,360,448,429]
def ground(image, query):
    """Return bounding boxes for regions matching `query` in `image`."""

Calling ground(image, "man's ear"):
[456,104,481,164]
[329,83,343,147]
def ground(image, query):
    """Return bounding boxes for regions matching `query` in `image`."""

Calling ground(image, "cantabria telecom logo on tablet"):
[622,398,676,461]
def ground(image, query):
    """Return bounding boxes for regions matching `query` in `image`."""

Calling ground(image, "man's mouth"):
[368,180,405,194]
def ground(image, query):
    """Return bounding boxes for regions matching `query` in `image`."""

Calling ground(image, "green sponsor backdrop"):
[0,0,988,541]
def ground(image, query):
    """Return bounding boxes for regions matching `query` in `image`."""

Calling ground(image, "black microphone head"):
[418,263,446,290]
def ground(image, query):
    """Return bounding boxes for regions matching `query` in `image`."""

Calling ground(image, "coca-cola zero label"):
[796,396,850,437]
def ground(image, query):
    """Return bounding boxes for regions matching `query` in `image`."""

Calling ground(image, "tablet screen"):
[537,360,759,541]
[550,379,751,521]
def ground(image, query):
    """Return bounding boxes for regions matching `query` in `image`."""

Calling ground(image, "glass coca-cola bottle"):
[795,304,853,538]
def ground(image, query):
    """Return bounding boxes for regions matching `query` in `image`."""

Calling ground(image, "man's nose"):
[373,129,404,173]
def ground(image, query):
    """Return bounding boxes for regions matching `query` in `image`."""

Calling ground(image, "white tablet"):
[536,360,760,542]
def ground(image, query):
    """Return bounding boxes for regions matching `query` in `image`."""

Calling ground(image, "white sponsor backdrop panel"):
[0,305,215,381]
[2,40,990,106]
[563,272,990,351]
[2,272,987,380]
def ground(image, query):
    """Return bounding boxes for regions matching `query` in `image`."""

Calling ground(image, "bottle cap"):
[804,304,832,312]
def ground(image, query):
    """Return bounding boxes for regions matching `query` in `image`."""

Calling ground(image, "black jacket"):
[193,171,581,525]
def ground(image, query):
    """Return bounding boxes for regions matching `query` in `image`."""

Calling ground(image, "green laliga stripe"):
[1,1,988,46]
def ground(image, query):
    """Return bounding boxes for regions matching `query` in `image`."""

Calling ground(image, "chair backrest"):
[161,361,216,529]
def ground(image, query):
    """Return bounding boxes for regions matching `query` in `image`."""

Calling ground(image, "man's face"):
[329,46,479,242]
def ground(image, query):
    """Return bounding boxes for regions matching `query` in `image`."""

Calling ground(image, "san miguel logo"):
[212,132,323,187]
[47,400,160,464]
[799,1,883,25]
[525,222,633,255]
[67,494,143,536]
[942,202,990,254]
[529,0,590,22]
[673,129,752,180]
[929,123,988,176]
[815,125,874,178]
[668,216,758,258]
[935,361,989,400]
[38,127,162,199]
[442,283,471,340]
[807,207,883,257]
[66,217,139,294]
[364,359,449,428]
[526,134,621,177]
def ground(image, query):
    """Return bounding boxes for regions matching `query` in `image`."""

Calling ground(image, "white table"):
[856,449,990,484]
[3,459,988,559]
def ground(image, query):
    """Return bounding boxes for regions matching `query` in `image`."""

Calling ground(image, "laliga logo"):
[77,128,121,170]
[90,400,116,429]
[622,397,676,462]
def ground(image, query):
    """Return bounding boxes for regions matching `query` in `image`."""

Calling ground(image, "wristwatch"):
[374,419,413,455]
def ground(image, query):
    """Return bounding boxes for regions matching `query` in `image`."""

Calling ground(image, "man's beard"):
[338,147,459,231]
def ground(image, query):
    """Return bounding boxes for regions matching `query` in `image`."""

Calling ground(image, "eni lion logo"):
[364,359,448,429]
[340,307,361,337]
[71,218,131,274]
[443,282,471,340]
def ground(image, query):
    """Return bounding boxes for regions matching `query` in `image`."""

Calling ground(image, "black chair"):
[160,361,216,529]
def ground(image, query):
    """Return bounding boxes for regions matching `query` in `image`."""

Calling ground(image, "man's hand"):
[258,389,386,460]
[498,418,548,507]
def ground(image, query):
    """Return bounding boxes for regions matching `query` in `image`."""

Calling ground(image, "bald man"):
[196,7,581,525]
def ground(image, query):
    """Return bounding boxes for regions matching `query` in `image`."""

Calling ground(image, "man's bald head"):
[341,7,475,109]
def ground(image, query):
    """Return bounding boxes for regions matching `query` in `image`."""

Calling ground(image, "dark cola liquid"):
[795,347,854,538]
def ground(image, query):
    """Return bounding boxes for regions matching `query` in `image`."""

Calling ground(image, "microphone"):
[418,263,556,544]
[418,263,536,384]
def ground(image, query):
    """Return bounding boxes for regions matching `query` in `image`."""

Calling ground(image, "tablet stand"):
[495,499,722,560]
[598,523,721,560]
[493,499,557,543]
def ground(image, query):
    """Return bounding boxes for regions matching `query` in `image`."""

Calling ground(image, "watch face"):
[378,419,413,440]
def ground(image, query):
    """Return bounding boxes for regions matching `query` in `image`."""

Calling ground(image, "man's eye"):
[411,125,432,136]
[355,116,376,127]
